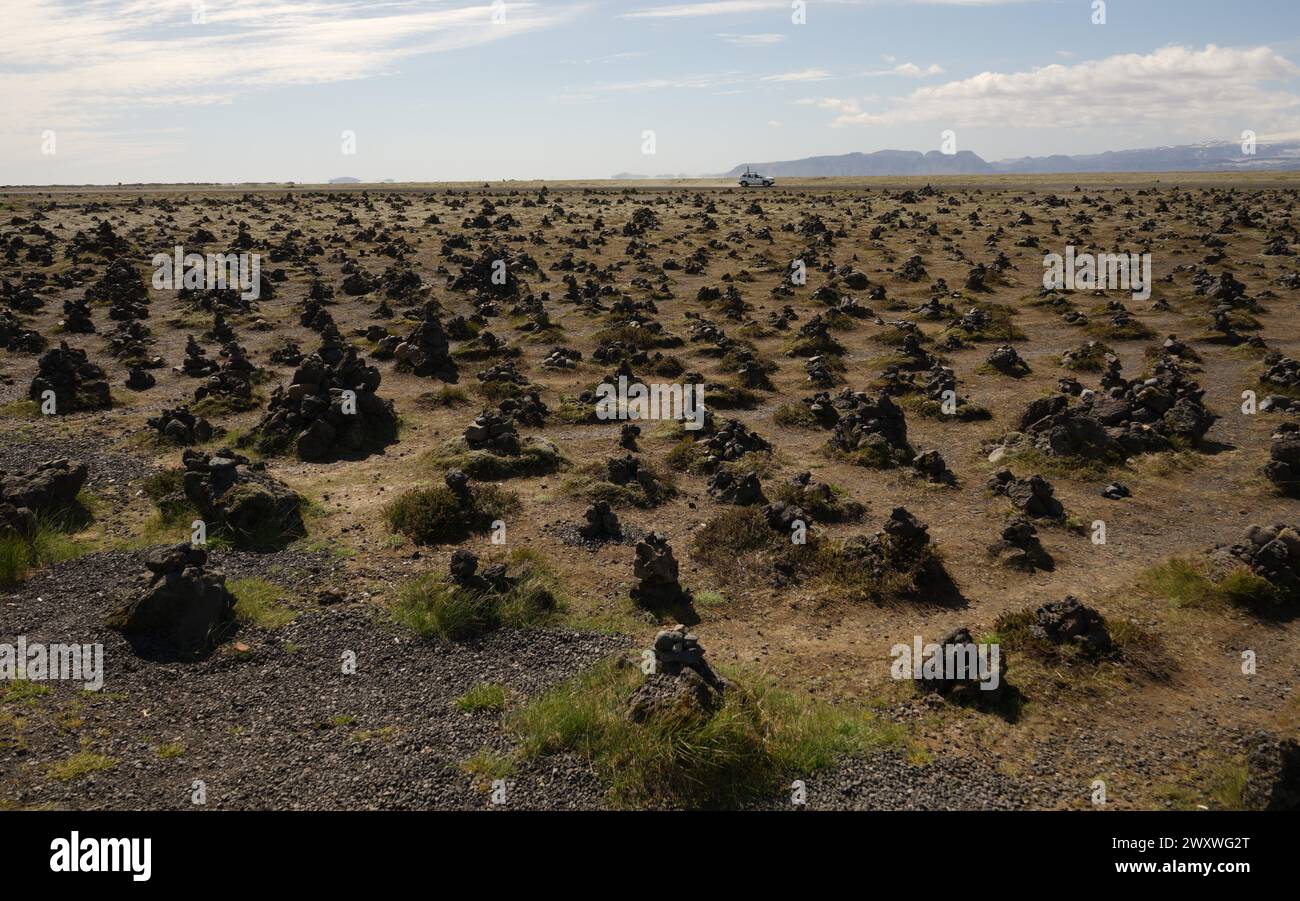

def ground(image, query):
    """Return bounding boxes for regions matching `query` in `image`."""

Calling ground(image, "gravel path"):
[0,433,155,496]
[0,550,628,810]
[773,751,1032,811]
[1,550,1063,811]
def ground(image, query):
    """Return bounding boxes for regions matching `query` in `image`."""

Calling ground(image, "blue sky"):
[5,0,1300,184]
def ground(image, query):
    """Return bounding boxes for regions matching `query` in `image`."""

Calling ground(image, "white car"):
[738,167,774,187]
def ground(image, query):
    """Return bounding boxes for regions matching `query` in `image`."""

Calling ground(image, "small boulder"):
[109,544,236,657]
[1029,596,1113,655]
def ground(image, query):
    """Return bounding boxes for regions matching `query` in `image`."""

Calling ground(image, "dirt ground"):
[2,174,1298,809]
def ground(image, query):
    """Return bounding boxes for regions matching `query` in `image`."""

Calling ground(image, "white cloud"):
[717,32,787,45]
[602,73,747,91]
[557,64,845,103]
[623,1,787,18]
[2,0,586,158]
[912,0,1035,5]
[889,62,945,77]
[797,97,862,113]
[552,70,748,102]
[563,64,844,102]
[856,62,945,77]
[623,0,1005,15]
[826,45,1300,130]
[762,68,833,83]
[561,51,650,64]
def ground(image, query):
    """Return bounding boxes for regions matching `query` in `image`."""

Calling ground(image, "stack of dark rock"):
[707,469,764,506]
[175,448,304,545]
[178,335,219,377]
[448,548,515,596]
[193,343,257,407]
[390,303,458,381]
[799,391,839,426]
[986,344,1030,376]
[463,410,520,454]
[1212,523,1300,597]
[988,469,1065,520]
[829,391,913,465]
[631,532,689,608]
[1030,596,1113,655]
[839,507,935,580]
[914,627,1007,702]
[628,625,727,723]
[109,544,236,657]
[1265,423,1300,495]
[0,459,87,535]
[912,449,956,485]
[146,406,214,445]
[987,516,1051,571]
[1012,355,1215,458]
[247,342,397,460]
[1243,733,1300,810]
[702,419,770,468]
[60,297,95,334]
[87,259,149,321]
[28,342,112,412]
[579,501,622,541]
[541,346,581,370]
[0,307,45,353]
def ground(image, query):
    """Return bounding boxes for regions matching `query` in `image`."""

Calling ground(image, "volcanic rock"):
[247,341,397,461]
[631,532,689,608]
[1029,596,1113,655]
[108,544,236,658]
[178,448,304,546]
[707,469,765,506]
[28,342,112,412]
[579,501,622,541]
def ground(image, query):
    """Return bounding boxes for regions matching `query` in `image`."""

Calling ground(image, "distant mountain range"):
[713,139,1300,178]
[724,150,990,177]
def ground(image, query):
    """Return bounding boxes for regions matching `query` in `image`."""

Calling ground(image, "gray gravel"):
[0,433,155,496]
[0,550,628,810]
[2,550,1113,811]
[764,750,1032,811]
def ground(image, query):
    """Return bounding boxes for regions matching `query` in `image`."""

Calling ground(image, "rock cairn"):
[109,544,236,657]
[29,342,111,412]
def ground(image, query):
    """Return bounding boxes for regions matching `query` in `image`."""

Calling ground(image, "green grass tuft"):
[385,483,520,545]
[772,402,821,429]
[1,680,52,707]
[0,512,89,589]
[47,751,116,782]
[1141,557,1282,610]
[391,549,562,641]
[456,682,510,713]
[509,658,903,809]
[229,577,298,629]
[461,749,518,788]
[426,438,564,480]
[561,462,677,509]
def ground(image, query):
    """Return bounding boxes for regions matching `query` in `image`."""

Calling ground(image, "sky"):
[4,0,1300,184]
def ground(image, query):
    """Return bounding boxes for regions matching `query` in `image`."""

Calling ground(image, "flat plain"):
[2,174,1298,810]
